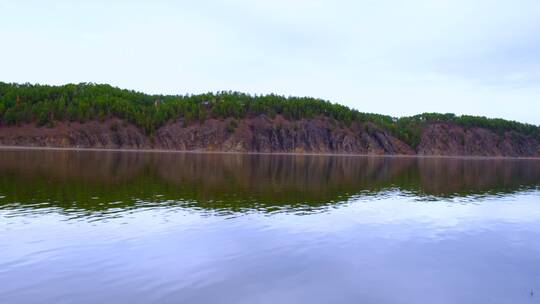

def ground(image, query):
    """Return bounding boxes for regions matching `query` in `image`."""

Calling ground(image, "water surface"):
[1,150,540,303]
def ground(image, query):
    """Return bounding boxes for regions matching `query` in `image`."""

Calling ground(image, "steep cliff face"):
[0,116,538,157]
[154,115,414,154]
[417,123,540,157]
[0,119,150,148]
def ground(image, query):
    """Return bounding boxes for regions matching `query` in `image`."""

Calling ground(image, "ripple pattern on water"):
[1,151,540,304]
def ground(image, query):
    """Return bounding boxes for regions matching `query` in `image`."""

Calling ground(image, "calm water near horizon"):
[1,150,540,303]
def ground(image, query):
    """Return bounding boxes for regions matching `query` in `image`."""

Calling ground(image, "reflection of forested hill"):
[0,150,539,214]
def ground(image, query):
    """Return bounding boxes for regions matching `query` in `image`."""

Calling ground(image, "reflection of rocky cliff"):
[0,150,538,213]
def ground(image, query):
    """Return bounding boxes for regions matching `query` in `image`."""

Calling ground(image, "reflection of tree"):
[0,150,538,214]
[416,158,540,195]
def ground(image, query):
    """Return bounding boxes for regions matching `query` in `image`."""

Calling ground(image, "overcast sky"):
[1,0,539,124]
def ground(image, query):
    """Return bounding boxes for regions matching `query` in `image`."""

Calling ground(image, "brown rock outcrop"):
[0,116,538,157]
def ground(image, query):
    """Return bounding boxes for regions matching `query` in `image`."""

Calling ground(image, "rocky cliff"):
[0,115,538,157]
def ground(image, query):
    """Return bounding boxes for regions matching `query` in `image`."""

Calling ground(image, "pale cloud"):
[0,0,538,124]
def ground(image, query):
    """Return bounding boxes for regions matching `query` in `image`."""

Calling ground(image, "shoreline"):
[0,145,539,160]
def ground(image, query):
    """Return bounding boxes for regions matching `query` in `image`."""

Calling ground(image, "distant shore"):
[2,82,539,158]
[1,145,539,160]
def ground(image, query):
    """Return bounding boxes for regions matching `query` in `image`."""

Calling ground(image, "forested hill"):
[0,82,539,157]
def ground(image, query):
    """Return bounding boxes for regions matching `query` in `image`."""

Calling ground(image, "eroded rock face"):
[151,115,414,155]
[0,117,538,157]
[0,119,149,149]
[416,123,540,157]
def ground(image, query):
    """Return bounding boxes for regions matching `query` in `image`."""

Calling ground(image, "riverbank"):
[0,116,538,158]
[1,145,539,160]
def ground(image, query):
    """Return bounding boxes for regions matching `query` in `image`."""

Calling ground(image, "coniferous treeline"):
[0,82,538,147]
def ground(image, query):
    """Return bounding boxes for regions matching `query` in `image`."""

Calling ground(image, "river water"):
[1,150,539,303]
